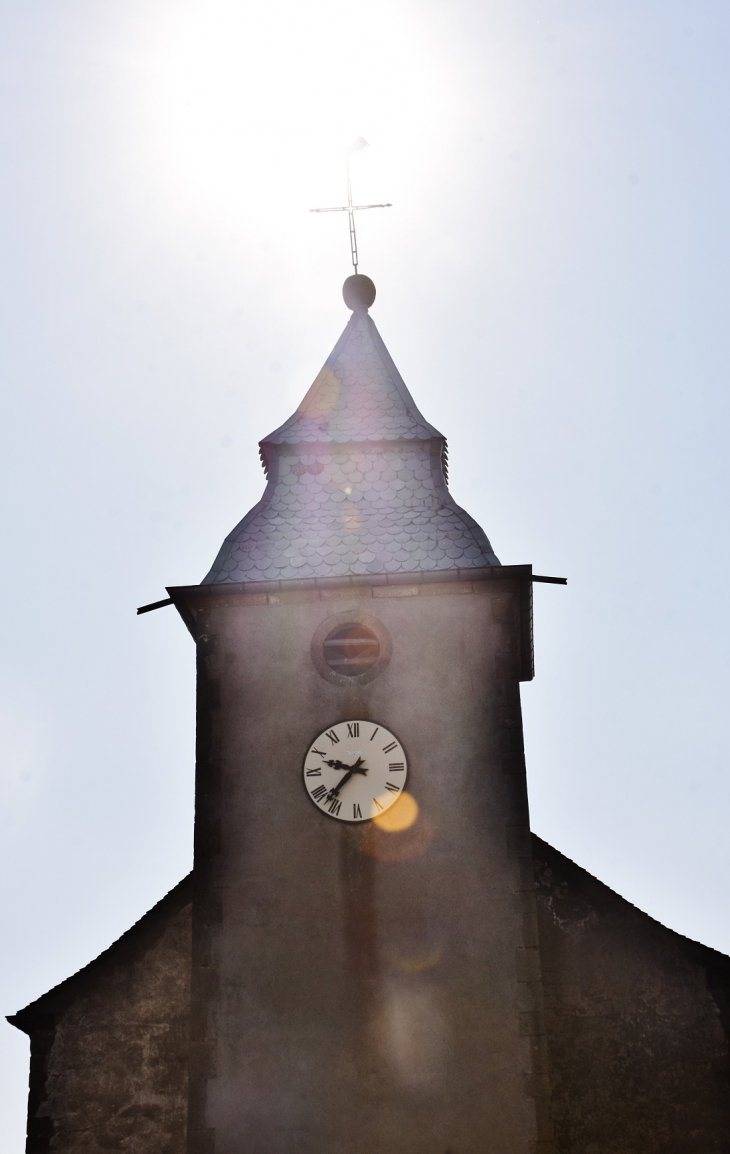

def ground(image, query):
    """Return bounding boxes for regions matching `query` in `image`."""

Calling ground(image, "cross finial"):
[310,139,392,274]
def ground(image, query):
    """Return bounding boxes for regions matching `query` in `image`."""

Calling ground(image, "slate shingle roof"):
[265,308,440,445]
[203,297,499,584]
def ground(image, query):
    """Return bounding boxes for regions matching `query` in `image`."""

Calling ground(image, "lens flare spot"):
[374,791,418,832]
[342,507,360,533]
[386,945,443,974]
[377,982,449,1087]
[362,812,433,862]
[307,371,339,416]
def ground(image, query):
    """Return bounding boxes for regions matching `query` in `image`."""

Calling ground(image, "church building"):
[9,274,730,1153]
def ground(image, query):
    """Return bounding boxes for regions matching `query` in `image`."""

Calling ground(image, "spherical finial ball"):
[342,274,376,311]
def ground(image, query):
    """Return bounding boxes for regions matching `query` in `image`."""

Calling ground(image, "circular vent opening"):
[323,624,381,677]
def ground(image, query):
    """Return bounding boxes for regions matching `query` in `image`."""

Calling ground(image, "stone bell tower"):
[168,274,555,1154]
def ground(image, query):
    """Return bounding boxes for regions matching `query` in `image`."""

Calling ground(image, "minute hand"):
[328,769,355,799]
[326,757,366,799]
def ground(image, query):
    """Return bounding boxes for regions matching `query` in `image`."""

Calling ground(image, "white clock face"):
[303,721,407,822]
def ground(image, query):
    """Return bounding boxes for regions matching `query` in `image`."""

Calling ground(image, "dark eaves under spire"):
[203,275,499,584]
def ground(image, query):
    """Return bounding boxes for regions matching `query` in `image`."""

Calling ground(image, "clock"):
[303,720,408,822]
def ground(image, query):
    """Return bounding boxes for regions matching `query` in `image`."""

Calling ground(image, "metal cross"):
[310,139,392,274]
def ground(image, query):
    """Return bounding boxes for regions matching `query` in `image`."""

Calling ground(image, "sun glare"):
[127,0,470,237]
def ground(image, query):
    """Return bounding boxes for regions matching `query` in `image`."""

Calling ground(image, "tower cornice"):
[169,562,535,682]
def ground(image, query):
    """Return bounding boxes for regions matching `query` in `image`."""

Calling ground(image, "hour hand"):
[325,757,367,774]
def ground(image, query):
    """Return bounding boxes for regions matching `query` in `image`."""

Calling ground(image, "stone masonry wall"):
[10,877,192,1154]
[11,836,730,1152]
[534,836,730,1154]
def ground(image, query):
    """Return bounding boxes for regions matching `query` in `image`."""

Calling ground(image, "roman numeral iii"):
[388,762,404,771]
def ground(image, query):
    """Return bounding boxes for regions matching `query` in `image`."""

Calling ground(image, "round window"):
[310,612,391,686]
[323,623,380,677]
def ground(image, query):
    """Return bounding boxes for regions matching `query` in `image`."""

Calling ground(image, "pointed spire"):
[263,277,440,449]
[203,279,499,584]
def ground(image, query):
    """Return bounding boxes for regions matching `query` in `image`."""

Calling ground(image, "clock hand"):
[327,769,355,799]
[326,758,367,800]
[324,757,367,775]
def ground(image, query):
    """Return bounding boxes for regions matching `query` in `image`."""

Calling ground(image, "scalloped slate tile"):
[203,307,499,583]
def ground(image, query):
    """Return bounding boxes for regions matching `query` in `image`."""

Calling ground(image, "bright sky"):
[2,0,729,1145]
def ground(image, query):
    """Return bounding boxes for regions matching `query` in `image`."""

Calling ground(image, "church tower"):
[11,270,730,1154]
[168,274,555,1154]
